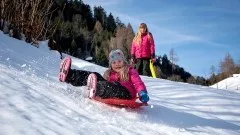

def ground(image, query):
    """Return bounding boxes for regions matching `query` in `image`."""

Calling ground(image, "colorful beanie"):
[109,49,127,64]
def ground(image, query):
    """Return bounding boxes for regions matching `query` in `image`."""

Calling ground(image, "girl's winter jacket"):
[107,66,146,98]
[131,33,155,59]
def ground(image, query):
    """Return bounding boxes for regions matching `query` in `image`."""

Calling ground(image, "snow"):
[0,31,240,135]
[233,74,240,77]
[211,75,240,91]
[85,56,93,61]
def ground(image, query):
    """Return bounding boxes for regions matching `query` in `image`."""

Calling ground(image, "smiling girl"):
[58,49,149,103]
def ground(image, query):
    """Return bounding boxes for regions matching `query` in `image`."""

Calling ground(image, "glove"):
[138,90,149,103]
[151,58,156,63]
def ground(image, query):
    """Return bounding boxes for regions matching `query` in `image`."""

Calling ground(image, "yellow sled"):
[150,60,157,78]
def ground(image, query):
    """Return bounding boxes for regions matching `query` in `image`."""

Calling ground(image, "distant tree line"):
[149,48,210,86]
[155,50,240,86]
[46,0,135,67]
[153,52,207,86]
[208,53,240,86]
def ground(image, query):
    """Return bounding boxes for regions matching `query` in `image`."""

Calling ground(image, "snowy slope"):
[1,31,240,135]
[211,75,240,91]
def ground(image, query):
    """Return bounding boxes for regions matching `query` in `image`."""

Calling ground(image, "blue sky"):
[82,0,240,77]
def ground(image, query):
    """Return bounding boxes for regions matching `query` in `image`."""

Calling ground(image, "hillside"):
[211,74,240,91]
[1,32,240,135]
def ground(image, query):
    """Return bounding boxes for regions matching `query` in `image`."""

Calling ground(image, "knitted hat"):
[109,49,127,64]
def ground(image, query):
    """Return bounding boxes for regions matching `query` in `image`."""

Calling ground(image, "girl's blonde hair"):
[103,61,129,81]
[133,23,153,45]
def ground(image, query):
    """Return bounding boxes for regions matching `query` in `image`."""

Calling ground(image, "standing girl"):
[131,23,156,76]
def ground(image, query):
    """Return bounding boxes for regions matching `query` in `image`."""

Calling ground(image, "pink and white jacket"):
[107,66,146,99]
[131,33,155,59]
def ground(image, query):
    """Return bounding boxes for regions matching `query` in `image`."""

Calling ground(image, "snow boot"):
[58,57,71,82]
[87,73,97,99]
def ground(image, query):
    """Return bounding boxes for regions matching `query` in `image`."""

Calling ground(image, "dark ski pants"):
[66,69,131,99]
[135,58,151,77]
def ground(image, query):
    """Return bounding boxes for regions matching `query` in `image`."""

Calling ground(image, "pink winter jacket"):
[131,33,155,59]
[107,66,146,99]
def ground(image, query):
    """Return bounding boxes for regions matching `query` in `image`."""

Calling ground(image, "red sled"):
[87,73,148,108]
[93,97,148,108]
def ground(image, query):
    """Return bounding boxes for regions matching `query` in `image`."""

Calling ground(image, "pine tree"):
[126,23,135,59]
[82,4,94,30]
[161,54,171,76]
[209,65,217,85]
[220,53,236,78]
[93,6,107,28]
[63,1,74,22]
[115,17,124,27]
[169,48,179,74]
[107,13,116,33]
[72,14,82,36]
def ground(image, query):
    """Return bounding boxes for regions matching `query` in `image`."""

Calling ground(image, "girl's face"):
[111,59,124,73]
[139,27,146,34]
[139,26,146,34]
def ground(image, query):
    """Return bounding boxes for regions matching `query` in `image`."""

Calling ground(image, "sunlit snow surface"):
[0,32,240,135]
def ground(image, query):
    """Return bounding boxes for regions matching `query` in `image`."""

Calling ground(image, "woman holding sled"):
[58,49,149,103]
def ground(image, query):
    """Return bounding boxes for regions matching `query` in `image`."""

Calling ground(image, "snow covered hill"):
[1,31,240,135]
[211,74,240,91]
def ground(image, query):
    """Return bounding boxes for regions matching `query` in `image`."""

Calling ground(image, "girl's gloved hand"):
[151,58,156,63]
[138,90,149,103]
